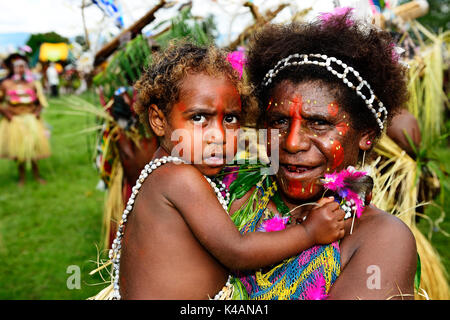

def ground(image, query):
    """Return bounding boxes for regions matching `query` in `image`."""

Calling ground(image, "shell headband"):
[261,53,387,130]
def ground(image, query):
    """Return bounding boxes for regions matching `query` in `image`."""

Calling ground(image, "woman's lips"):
[279,163,323,180]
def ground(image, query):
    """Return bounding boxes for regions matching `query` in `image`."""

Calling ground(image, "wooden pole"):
[227,3,289,51]
[81,0,91,50]
[93,0,167,67]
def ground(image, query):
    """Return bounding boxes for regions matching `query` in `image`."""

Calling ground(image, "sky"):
[0,0,378,54]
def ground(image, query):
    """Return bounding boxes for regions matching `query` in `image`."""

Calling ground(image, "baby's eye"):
[192,115,207,124]
[224,115,239,124]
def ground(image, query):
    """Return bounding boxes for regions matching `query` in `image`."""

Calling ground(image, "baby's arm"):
[165,164,345,270]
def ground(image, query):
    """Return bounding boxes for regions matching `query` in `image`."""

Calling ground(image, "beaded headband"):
[261,53,387,130]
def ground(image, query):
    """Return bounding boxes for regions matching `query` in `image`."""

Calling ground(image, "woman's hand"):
[302,197,345,245]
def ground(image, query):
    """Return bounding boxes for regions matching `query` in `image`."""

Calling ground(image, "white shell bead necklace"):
[109,156,232,300]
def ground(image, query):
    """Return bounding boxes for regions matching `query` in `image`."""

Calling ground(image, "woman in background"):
[0,52,50,185]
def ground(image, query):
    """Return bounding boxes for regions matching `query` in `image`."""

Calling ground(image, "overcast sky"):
[0,0,376,53]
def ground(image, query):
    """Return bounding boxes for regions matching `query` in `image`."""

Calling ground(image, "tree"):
[26,31,69,57]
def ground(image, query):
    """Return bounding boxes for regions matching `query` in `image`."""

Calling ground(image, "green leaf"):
[272,190,290,215]
[402,130,418,156]
[415,253,422,292]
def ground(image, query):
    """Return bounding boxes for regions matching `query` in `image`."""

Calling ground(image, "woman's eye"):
[309,119,330,128]
[271,118,289,126]
[313,120,327,126]
[192,115,206,123]
[224,115,239,124]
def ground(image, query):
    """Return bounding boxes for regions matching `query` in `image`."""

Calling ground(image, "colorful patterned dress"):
[225,166,341,300]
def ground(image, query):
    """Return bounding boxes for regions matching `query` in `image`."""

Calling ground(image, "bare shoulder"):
[329,205,418,299]
[356,205,416,247]
[140,161,212,201]
[340,205,418,274]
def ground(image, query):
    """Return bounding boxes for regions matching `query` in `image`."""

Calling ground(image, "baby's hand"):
[303,197,345,245]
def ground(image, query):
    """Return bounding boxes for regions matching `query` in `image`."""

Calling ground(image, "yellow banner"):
[39,42,69,62]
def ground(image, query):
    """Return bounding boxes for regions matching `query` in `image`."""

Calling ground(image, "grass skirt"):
[0,114,51,162]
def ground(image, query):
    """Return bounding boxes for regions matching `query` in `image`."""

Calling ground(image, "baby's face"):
[164,72,242,177]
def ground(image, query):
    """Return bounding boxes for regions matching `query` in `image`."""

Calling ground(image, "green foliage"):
[154,7,217,49]
[416,0,450,32]
[93,7,217,99]
[93,34,151,98]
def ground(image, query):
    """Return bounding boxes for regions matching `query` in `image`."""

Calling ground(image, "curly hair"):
[246,13,409,137]
[134,40,257,133]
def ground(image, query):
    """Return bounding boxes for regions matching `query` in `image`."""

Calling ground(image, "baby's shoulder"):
[142,161,209,194]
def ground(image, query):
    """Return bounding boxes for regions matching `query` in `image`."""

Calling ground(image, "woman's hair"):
[246,12,409,137]
[4,53,28,78]
[134,40,257,133]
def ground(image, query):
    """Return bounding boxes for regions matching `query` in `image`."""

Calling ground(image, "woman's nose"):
[284,119,311,153]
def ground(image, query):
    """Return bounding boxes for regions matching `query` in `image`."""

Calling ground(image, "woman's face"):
[265,80,364,202]
[13,59,26,76]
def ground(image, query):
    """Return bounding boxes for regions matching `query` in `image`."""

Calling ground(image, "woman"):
[228,11,417,299]
[0,53,50,185]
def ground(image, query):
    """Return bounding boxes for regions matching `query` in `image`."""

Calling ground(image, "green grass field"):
[0,94,448,299]
[0,94,106,299]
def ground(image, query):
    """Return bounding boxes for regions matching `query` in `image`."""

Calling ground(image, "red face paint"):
[287,180,321,198]
[331,140,344,169]
[327,102,339,117]
[287,180,303,196]
[336,121,350,136]
[266,98,273,111]
[286,95,303,148]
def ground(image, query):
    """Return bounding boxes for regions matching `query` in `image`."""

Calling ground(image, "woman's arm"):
[327,210,417,300]
[163,164,344,270]
[0,82,13,121]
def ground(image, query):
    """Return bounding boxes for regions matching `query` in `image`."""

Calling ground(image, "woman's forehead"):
[270,79,338,102]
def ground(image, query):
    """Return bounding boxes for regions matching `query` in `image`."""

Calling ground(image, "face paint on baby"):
[164,72,242,177]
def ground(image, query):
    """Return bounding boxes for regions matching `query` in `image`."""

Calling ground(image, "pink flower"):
[226,48,246,79]
[261,214,289,232]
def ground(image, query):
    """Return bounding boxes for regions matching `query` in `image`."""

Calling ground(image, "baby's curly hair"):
[134,40,257,133]
[246,12,409,137]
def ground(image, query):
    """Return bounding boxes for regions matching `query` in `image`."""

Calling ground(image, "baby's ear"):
[148,104,166,137]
